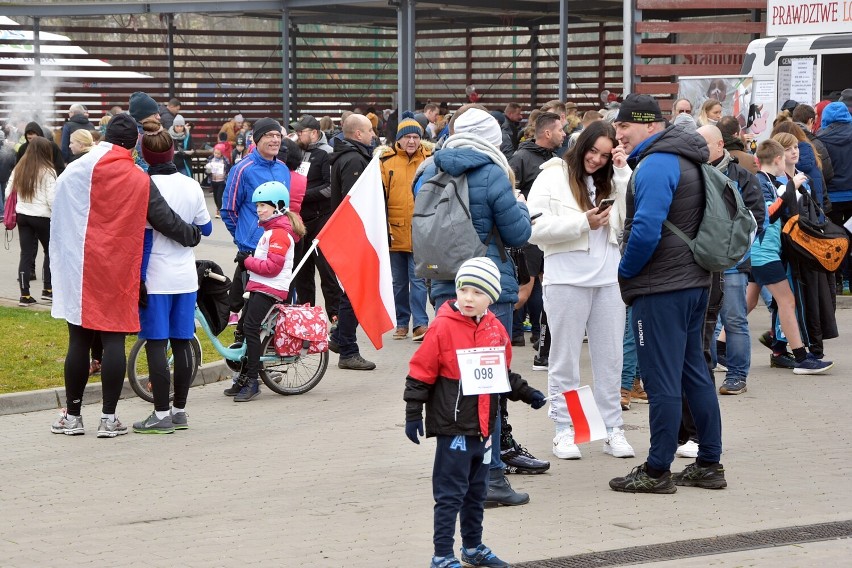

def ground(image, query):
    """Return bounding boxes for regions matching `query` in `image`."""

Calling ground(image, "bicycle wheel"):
[127,336,201,403]
[258,335,328,395]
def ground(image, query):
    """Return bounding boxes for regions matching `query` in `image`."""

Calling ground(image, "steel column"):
[530,26,539,108]
[167,14,175,99]
[282,9,291,124]
[397,0,415,112]
[558,0,567,102]
[32,17,41,81]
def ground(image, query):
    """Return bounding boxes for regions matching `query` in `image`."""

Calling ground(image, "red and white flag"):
[562,386,607,443]
[316,155,395,349]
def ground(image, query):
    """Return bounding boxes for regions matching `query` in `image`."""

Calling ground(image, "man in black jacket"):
[499,102,524,159]
[610,94,726,494]
[328,114,376,371]
[60,104,96,161]
[16,121,65,175]
[508,112,564,198]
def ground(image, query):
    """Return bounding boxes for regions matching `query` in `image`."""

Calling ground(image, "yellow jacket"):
[378,141,433,252]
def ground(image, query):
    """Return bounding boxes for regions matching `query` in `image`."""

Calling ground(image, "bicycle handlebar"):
[204,269,228,282]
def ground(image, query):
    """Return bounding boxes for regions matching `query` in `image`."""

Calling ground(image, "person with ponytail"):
[6,136,55,306]
[131,127,212,434]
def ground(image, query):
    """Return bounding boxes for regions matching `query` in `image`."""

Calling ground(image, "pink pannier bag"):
[273,304,329,357]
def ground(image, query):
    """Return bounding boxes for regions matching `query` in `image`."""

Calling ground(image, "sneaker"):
[604,427,635,458]
[460,544,509,567]
[672,461,728,489]
[676,440,699,458]
[328,337,340,354]
[430,555,462,568]
[393,326,408,340]
[770,352,796,369]
[234,377,260,402]
[133,412,175,434]
[97,417,128,438]
[609,463,677,494]
[89,359,102,376]
[18,295,36,307]
[759,330,774,350]
[171,411,188,430]
[719,378,747,395]
[338,354,376,370]
[522,318,532,332]
[532,355,548,371]
[792,353,834,375]
[41,289,52,301]
[51,411,84,435]
[412,325,428,342]
[553,429,581,460]
[620,388,631,411]
[223,374,247,396]
[712,363,728,373]
[501,442,550,474]
[227,312,240,326]
[511,335,525,347]
[630,378,648,404]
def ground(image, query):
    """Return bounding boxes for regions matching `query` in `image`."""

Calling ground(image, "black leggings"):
[17,213,51,296]
[211,181,225,212]
[64,324,126,415]
[242,292,278,380]
[145,338,193,412]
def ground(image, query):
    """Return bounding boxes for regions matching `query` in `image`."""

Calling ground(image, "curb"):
[0,360,232,416]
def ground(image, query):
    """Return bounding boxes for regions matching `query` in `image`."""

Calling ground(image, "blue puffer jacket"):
[416,147,531,304]
[816,102,852,203]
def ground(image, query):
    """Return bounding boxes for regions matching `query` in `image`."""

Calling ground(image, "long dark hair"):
[14,137,55,202]
[563,120,616,211]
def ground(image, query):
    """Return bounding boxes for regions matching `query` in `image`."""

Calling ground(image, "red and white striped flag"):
[317,155,395,349]
[563,386,607,443]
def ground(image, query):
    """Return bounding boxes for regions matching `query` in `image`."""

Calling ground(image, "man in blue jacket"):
[221,118,291,330]
[610,94,726,495]
[415,104,540,507]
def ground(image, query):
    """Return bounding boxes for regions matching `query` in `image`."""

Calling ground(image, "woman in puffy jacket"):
[6,136,56,306]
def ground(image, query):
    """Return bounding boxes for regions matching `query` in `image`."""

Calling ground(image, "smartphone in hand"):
[597,198,615,213]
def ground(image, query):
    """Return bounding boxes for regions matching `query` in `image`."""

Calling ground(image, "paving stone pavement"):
[1,198,851,566]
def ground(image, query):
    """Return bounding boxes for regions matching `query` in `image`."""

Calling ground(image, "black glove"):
[235,250,251,270]
[138,280,148,308]
[405,419,424,444]
[529,390,546,410]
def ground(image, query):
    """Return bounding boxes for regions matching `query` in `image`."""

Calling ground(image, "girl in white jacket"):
[6,136,56,306]
[527,120,634,460]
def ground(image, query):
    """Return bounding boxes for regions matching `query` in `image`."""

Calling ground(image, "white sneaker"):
[603,427,635,458]
[676,440,699,458]
[553,429,582,459]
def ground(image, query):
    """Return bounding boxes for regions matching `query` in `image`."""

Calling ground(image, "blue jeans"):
[433,294,512,472]
[716,272,750,381]
[389,252,429,329]
[631,288,722,470]
[621,306,638,390]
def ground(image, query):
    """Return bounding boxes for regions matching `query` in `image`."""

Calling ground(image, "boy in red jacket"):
[403,257,546,568]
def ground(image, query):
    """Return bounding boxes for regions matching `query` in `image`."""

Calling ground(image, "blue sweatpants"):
[432,434,489,557]
[631,287,722,471]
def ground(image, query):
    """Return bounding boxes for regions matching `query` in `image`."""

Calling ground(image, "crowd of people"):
[2,84,850,568]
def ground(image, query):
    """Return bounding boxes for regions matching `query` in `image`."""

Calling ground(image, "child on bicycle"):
[402,257,546,568]
[227,181,306,402]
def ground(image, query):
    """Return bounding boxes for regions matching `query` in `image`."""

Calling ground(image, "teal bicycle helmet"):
[252,180,290,212]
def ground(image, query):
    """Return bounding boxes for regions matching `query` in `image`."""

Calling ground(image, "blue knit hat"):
[129,91,159,123]
[456,257,501,304]
[396,110,423,140]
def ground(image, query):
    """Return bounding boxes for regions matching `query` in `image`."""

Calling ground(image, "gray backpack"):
[412,168,487,280]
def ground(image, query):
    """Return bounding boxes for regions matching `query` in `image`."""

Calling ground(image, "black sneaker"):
[770,352,796,369]
[532,355,548,371]
[672,461,728,489]
[18,295,37,307]
[609,463,676,494]
[758,331,774,350]
[338,354,376,370]
[501,442,550,474]
[223,374,247,396]
[511,335,525,347]
[719,378,747,395]
[41,289,52,301]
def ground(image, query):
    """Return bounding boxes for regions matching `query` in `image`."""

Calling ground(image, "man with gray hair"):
[60,103,95,161]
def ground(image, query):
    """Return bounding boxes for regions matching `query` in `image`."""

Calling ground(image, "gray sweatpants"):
[543,283,626,429]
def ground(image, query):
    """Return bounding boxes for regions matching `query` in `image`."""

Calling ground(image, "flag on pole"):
[316,155,395,349]
[563,386,607,443]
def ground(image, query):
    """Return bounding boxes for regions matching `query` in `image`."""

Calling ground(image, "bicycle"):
[127,268,329,402]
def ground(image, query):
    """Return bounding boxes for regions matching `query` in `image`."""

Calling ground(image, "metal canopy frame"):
[2,0,626,118]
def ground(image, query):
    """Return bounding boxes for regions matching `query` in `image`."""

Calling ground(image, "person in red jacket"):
[403,257,546,568]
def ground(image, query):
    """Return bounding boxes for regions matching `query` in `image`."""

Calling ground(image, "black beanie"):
[253,117,282,142]
[105,114,139,149]
[129,91,158,123]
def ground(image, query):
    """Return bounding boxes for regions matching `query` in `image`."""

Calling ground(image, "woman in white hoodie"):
[6,136,56,306]
[527,120,633,461]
